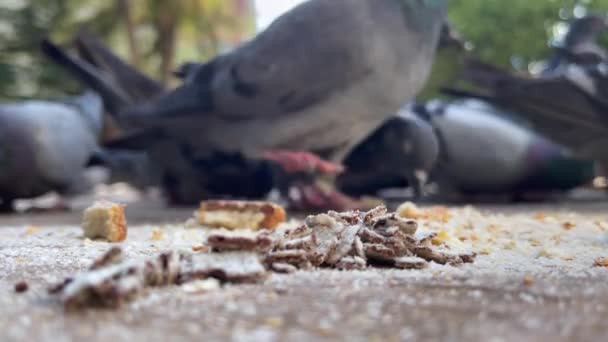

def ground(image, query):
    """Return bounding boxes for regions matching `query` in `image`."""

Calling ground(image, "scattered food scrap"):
[594,257,608,267]
[50,248,266,309]
[81,200,127,242]
[206,229,274,253]
[14,281,29,293]
[192,245,210,253]
[397,202,453,223]
[150,229,164,241]
[196,200,286,230]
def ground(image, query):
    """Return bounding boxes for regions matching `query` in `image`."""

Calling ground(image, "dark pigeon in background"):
[425,99,595,198]
[448,56,608,176]
[338,99,594,200]
[545,15,608,74]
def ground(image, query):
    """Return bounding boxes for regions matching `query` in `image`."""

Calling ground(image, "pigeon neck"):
[397,0,448,33]
[66,91,104,137]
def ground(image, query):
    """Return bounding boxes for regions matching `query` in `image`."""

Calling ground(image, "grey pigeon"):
[425,99,595,197]
[545,15,608,74]
[110,0,449,209]
[42,35,275,203]
[0,92,103,211]
[339,98,594,199]
[449,57,608,174]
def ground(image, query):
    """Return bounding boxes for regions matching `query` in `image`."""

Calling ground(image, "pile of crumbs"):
[8,200,608,310]
[48,205,475,308]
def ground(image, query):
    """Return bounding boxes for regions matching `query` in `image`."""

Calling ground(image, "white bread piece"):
[82,200,127,242]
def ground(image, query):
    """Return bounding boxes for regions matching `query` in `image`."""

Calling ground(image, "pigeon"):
[0,91,103,211]
[544,15,608,74]
[424,99,595,197]
[447,57,608,174]
[107,0,448,210]
[41,34,275,203]
[338,105,439,196]
[339,98,595,199]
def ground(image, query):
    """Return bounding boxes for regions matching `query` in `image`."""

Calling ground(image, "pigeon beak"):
[118,83,208,126]
[409,169,429,198]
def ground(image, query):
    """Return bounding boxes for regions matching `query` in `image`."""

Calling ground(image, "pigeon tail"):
[118,82,212,126]
[74,31,165,101]
[40,38,130,115]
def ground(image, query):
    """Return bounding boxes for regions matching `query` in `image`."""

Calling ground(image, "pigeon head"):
[346,106,439,177]
[392,108,440,174]
[398,0,449,51]
[564,15,608,48]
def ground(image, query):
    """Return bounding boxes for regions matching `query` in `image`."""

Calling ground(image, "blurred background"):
[2,0,608,100]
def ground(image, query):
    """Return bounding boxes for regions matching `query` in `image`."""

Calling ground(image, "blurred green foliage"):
[2,0,608,101]
[422,0,608,99]
[0,0,254,100]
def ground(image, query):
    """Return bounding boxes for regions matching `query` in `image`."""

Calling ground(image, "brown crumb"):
[562,222,576,231]
[396,202,452,223]
[594,257,608,267]
[192,245,210,253]
[14,281,28,293]
[522,275,535,287]
[206,230,273,252]
[534,212,547,221]
[89,246,123,270]
[394,256,428,270]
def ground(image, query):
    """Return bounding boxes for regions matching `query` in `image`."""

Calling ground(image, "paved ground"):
[2,197,608,342]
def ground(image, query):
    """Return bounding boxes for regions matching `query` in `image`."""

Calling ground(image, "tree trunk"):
[116,0,141,67]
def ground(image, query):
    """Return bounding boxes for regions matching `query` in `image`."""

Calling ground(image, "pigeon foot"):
[287,180,378,212]
[262,150,344,175]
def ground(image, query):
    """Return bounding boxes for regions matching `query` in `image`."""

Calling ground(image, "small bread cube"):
[196,200,286,230]
[82,200,127,242]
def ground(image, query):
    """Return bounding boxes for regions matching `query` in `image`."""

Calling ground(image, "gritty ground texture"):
[2,198,608,342]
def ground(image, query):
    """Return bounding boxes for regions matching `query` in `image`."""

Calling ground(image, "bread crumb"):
[594,257,608,267]
[23,226,40,235]
[192,245,210,253]
[522,275,534,287]
[397,202,452,223]
[562,222,576,230]
[150,229,164,241]
[81,200,127,242]
[264,317,284,328]
[534,212,547,221]
[196,200,286,230]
